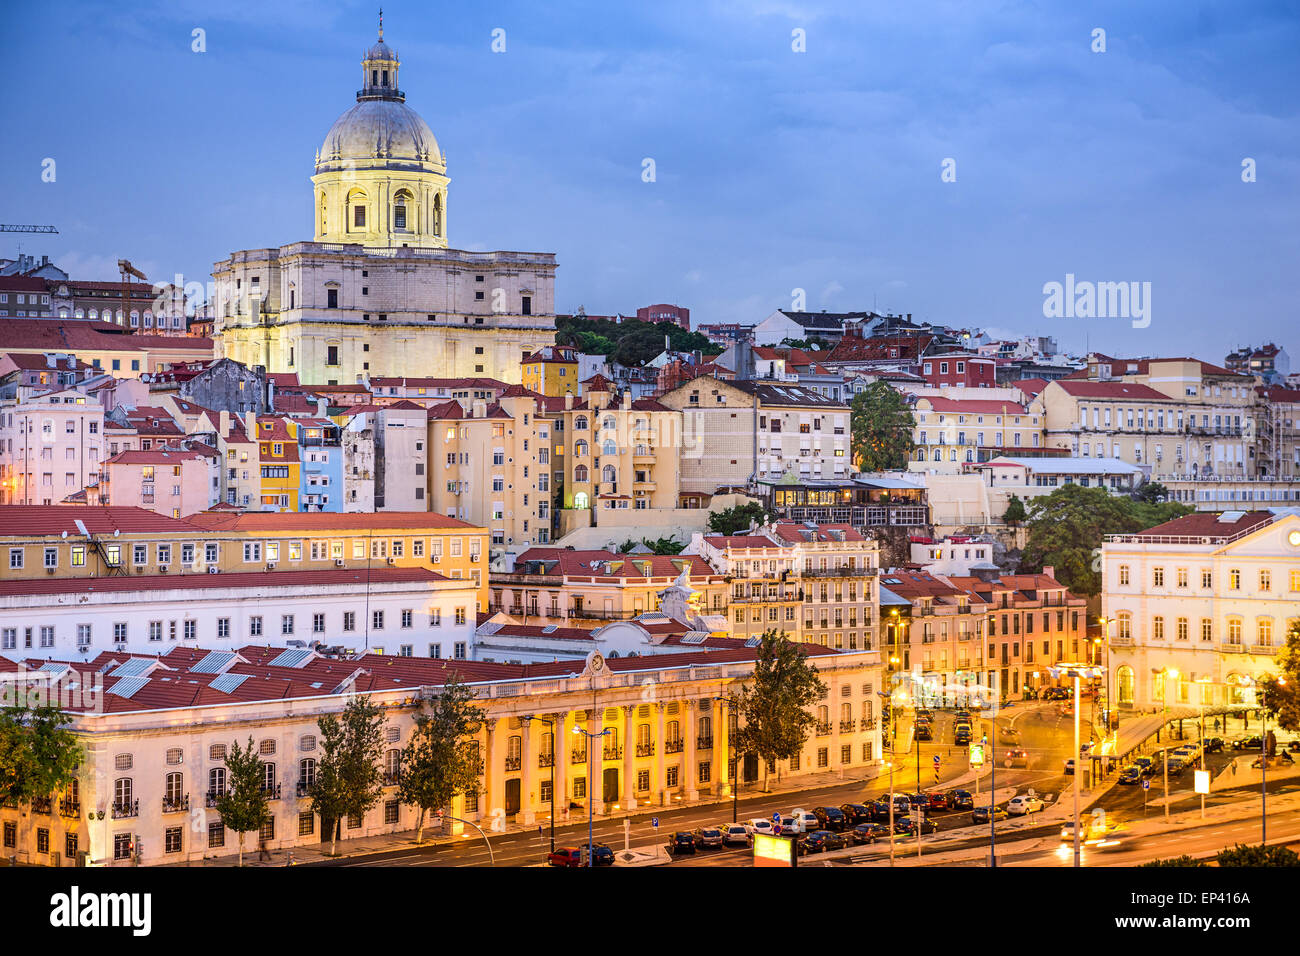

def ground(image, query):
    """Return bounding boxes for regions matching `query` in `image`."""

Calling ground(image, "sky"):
[1,0,1297,361]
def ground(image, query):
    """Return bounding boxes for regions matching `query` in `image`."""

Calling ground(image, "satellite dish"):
[114,529,120,537]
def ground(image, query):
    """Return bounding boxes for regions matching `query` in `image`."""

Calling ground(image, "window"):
[208,822,225,848]
[299,812,315,836]
[1152,567,1164,588]
[373,610,384,630]
[165,827,182,854]
[1229,569,1241,590]
[1260,569,1272,592]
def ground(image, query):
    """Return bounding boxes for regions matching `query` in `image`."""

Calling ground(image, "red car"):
[547,844,615,867]
[925,792,948,812]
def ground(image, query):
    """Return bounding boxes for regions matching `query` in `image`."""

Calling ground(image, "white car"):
[744,818,775,836]
[789,811,820,833]
[1006,794,1044,816]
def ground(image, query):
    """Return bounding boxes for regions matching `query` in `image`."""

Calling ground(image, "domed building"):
[214,23,555,387]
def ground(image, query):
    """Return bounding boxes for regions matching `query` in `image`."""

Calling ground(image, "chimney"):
[219,410,230,436]
[1042,565,1055,579]
[622,393,631,411]
[472,400,487,419]
[564,392,574,410]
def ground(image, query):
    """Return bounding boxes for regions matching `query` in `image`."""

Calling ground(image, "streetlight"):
[1050,662,1104,868]
[1195,678,1212,821]
[715,695,740,823]
[522,715,555,854]
[1153,666,1180,821]
[571,724,612,867]
[1250,675,1286,846]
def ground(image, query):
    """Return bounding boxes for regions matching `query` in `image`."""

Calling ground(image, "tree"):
[1259,620,1300,732]
[1018,484,1193,596]
[1216,843,1300,866]
[1003,495,1027,526]
[1133,481,1170,504]
[1140,855,1208,867]
[215,735,270,866]
[642,536,684,555]
[397,675,486,844]
[732,630,828,791]
[310,694,386,856]
[0,704,82,859]
[707,502,769,536]
[849,381,914,472]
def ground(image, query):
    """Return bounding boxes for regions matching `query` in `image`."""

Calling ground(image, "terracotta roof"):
[106,449,208,465]
[768,521,867,543]
[1014,377,1050,397]
[0,505,200,536]
[512,548,719,580]
[0,566,453,599]
[703,534,781,550]
[919,398,1027,414]
[369,376,508,390]
[582,373,614,389]
[827,333,933,363]
[186,511,480,532]
[1051,380,1172,401]
[0,351,93,371]
[481,624,595,642]
[1121,510,1275,541]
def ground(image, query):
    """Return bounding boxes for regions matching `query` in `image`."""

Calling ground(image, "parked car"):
[840,803,873,825]
[669,832,697,856]
[1063,758,1076,775]
[945,789,974,811]
[972,804,1009,824]
[798,830,833,854]
[915,724,933,742]
[744,818,775,837]
[812,806,848,831]
[1232,735,1264,751]
[925,792,948,812]
[851,822,891,845]
[822,831,848,851]
[721,824,751,847]
[790,811,821,833]
[1203,736,1225,754]
[1117,765,1143,785]
[694,827,725,849]
[1131,755,1155,774]
[777,816,799,836]
[550,843,613,866]
[999,727,1021,745]
[894,817,937,836]
[1006,794,1045,816]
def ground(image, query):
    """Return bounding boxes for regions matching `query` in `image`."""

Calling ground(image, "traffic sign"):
[1141,778,1150,790]
[772,812,781,824]
[933,755,941,766]
[651,817,659,829]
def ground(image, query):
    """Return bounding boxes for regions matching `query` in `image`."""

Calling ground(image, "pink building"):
[0,387,105,505]
[100,448,215,518]
[636,303,690,330]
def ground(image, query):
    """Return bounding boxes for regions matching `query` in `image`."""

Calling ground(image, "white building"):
[0,567,478,661]
[1102,508,1300,711]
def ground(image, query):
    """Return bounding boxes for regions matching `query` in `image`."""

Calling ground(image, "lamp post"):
[715,695,740,824]
[1195,678,1211,821]
[1051,662,1103,868]
[523,715,555,854]
[886,758,895,867]
[1155,666,1179,821]
[571,724,612,867]
[1256,675,1286,847]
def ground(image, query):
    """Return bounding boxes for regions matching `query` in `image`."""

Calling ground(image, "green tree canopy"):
[707,502,769,536]
[1216,843,1300,866]
[1133,481,1171,504]
[1140,855,1209,867]
[1018,484,1192,596]
[215,735,271,866]
[398,675,486,844]
[555,315,715,367]
[732,630,828,790]
[850,382,914,472]
[1260,620,1300,733]
[310,694,386,856]
[1003,495,1027,526]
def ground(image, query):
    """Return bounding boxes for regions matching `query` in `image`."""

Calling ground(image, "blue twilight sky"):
[1,0,1297,361]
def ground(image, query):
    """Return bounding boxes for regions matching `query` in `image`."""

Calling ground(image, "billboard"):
[752,833,798,868]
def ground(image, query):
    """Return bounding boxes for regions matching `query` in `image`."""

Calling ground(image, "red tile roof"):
[703,534,780,550]
[768,521,867,543]
[1051,380,1172,401]
[105,449,208,465]
[1122,510,1275,541]
[919,398,1027,414]
[186,511,480,532]
[0,505,201,536]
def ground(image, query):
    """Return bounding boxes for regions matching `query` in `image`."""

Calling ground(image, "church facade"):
[215,27,556,385]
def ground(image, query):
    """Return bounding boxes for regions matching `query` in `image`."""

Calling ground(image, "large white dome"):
[316,100,444,174]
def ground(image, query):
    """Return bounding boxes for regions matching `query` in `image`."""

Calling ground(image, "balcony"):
[504,756,522,772]
[162,794,190,813]
[31,795,52,815]
[1247,644,1277,656]
[801,566,872,578]
[261,782,283,800]
[566,608,638,621]
[571,748,588,765]
[815,722,831,737]
[860,717,876,732]
[602,745,623,761]
[1220,642,1247,655]
[381,772,401,787]
[111,799,139,819]
[697,736,714,750]
[839,720,855,734]
[296,780,313,798]
[635,742,655,757]
[538,752,555,768]
[205,790,225,808]
[59,798,80,818]
[664,738,684,754]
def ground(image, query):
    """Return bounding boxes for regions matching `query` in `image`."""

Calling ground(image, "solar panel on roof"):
[268,649,313,668]
[542,625,558,633]
[108,676,149,698]
[110,658,155,679]
[192,651,237,674]
[679,631,709,645]
[210,673,252,694]
[744,637,761,647]
[38,662,70,673]
[1218,511,1246,523]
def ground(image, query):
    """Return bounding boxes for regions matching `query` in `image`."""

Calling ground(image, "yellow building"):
[251,416,300,512]
[521,345,580,397]
[0,506,490,611]
[909,396,1043,472]
[427,385,557,548]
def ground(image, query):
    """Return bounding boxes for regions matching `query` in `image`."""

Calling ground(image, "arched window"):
[433,193,442,236]
[816,705,829,725]
[574,441,588,458]
[698,715,712,742]
[1258,617,1273,646]
[1116,665,1134,705]
[393,189,414,232]
[573,491,589,509]
[164,772,183,805]
[916,449,926,461]
[602,465,616,483]
[933,448,942,462]
[87,309,97,320]
[208,767,225,796]
[573,464,589,483]
[74,308,84,318]
[319,192,328,233]
[602,440,616,456]
[574,416,588,431]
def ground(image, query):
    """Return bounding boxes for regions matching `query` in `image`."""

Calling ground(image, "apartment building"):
[367,376,509,408]
[0,640,879,866]
[909,397,1043,473]
[659,378,850,495]
[490,550,727,628]
[687,521,880,651]
[428,385,555,548]
[99,449,216,517]
[0,388,105,505]
[559,377,682,522]
[0,318,213,379]
[521,345,580,397]
[291,417,342,512]
[1101,509,1300,710]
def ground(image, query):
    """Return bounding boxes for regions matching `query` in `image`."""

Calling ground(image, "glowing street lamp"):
[1049,662,1103,868]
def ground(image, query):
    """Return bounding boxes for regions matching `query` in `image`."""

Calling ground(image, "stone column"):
[589,709,604,816]
[483,718,501,824]
[550,711,568,825]
[684,701,699,802]
[713,697,730,797]
[655,703,667,805]
[622,705,636,810]
[520,715,535,826]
